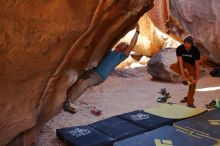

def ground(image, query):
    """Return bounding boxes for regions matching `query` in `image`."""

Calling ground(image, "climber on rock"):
[63,24,140,113]
[170,35,201,108]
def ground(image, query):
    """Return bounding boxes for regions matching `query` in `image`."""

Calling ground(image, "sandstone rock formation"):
[147,0,220,64]
[147,48,181,82]
[120,14,164,56]
[119,13,180,57]
[147,0,187,41]
[0,0,154,145]
[170,0,220,64]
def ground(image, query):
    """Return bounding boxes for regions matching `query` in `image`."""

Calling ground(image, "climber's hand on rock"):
[136,23,140,32]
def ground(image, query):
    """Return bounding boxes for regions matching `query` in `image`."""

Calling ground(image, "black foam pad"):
[56,125,115,146]
[90,116,146,140]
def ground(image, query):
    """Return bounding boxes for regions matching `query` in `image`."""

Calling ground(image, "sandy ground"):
[38,66,220,146]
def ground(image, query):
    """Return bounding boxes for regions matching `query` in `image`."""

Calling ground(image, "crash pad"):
[145,103,207,119]
[174,109,220,144]
[117,110,174,130]
[113,126,216,146]
[90,116,146,140]
[56,125,115,146]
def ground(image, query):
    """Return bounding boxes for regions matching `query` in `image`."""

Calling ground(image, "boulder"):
[0,0,154,145]
[147,48,181,82]
[139,56,150,65]
[119,13,180,57]
[147,0,170,33]
[147,0,220,64]
[0,1,99,145]
[170,0,220,64]
[147,0,187,41]
[120,14,163,56]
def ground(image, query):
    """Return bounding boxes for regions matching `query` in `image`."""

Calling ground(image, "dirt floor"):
[38,65,220,146]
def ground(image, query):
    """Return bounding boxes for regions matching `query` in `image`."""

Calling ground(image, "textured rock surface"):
[147,48,181,82]
[147,0,220,64]
[147,0,187,41]
[0,0,154,145]
[120,13,180,57]
[120,14,163,56]
[170,0,220,64]
[0,1,99,145]
[147,0,170,33]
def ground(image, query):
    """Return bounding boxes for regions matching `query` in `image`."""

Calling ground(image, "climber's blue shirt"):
[94,51,127,80]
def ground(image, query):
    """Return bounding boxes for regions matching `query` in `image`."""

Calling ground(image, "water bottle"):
[216,98,220,110]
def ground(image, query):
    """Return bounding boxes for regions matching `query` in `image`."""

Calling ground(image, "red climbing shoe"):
[91,107,102,116]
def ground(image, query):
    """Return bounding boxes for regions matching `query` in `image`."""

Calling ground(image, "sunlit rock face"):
[0,0,154,145]
[147,0,220,64]
[119,13,180,57]
[120,14,163,56]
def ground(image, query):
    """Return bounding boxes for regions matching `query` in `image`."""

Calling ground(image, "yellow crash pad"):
[145,104,207,119]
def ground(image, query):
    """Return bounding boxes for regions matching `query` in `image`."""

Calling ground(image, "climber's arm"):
[192,60,200,84]
[124,24,140,56]
[177,56,187,81]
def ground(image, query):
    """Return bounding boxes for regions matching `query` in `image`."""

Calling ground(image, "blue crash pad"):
[56,125,115,146]
[118,110,175,130]
[90,116,146,140]
[114,126,216,146]
[174,109,220,142]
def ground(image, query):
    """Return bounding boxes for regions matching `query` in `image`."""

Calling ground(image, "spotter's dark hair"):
[184,35,194,45]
